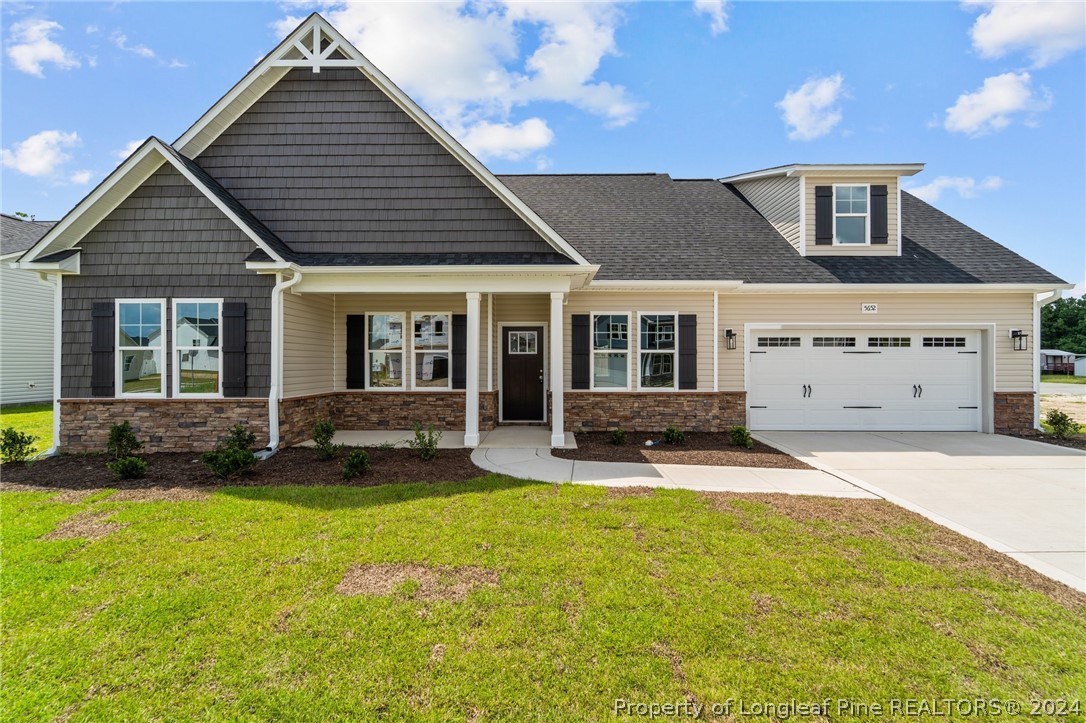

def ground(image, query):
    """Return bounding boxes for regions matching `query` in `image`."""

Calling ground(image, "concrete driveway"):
[757,432,1086,592]
[1041,382,1086,396]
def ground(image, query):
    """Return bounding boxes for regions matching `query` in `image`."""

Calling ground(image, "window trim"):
[833,183,871,246]
[365,311,407,391]
[116,298,167,399]
[172,298,224,399]
[410,311,452,391]
[636,311,679,392]
[590,311,631,392]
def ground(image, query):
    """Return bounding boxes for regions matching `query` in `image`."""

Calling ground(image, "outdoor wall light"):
[724,328,737,350]
[1009,329,1028,351]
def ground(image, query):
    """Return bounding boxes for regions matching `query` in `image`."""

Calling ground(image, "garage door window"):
[869,337,911,348]
[923,337,966,348]
[812,337,856,347]
[757,337,801,348]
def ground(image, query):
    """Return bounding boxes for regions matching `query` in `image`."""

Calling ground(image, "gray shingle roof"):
[497,174,1065,284]
[1,214,54,256]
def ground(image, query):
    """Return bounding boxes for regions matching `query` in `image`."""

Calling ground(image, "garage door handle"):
[913,384,917,398]
[917,384,923,398]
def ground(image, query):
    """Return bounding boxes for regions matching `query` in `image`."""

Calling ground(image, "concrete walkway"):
[759,431,1086,592]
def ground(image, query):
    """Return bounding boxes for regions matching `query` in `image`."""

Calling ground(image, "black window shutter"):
[571,314,590,390]
[678,314,697,390]
[815,186,833,245]
[451,314,467,390]
[91,302,115,397]
[345,315,366,389]
[871,185,889,244]
[221,302,247,397]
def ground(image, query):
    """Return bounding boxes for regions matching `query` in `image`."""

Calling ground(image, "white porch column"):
[550,291,565,448]
[464,292,481,447]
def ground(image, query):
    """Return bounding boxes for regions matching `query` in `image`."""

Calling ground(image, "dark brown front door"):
[502,326,545,421]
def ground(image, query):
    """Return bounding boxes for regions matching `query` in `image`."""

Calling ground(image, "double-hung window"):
[117,300,165,397]
[834,185,869,245]
[639,313,676,389]
[592,313,629,389]
[174,300,222,396]
[368,313,404,389]
[413,313,450,389]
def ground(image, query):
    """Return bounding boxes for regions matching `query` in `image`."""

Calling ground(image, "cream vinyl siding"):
[282,291,335,397]
[718,292,1035,392]
[0,260,54,405]
[732,176,802,252]
[562,290,715,391]
[804,175,899,256]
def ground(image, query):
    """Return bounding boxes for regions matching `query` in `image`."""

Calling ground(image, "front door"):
[502,326,545,421]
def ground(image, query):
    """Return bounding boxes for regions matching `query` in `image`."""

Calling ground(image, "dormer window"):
[834,184,869,245]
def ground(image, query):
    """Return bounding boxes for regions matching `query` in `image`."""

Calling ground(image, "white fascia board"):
[293,272,578,295]
[290,263,597,277]
[15,251,81,274]
[720,164,925,184]
[587,279,744,290]
[734,283,1074,294]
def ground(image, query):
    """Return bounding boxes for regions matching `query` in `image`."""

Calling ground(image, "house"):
[1,214,56,406]
[1039,349,1078,375]
[1076,357,1086,378]
[16,14,1070,453]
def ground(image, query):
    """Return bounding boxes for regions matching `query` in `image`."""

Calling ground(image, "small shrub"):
[1045,409,1081,440]
[108,456,147,480]
[106,421,142,460]
[1,427,37,463]
[729,425,754,449]
[408,422,442,461]
[610,428,627,445]
[663,425,685,445]
[221,424,256,452]
[341,448,370,481]
[312,418,341,460]
[201,447,257,479]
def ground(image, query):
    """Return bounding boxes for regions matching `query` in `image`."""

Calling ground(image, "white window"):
[812,336,856,348]
[368,313,404,388]
[592,313,629,390]
[757,337,801,348]
[413,313,450,389]
[834,185,869,245]
[639,313,677,390]
[117,300,165,397]
[508,331,537,354]
[173,300,222,397]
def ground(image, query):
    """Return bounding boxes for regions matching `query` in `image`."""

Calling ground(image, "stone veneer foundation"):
[562,391,747,433]
[59,399,269,452]
[993,391,1035,435]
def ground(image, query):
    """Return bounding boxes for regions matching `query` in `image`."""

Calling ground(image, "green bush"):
[663,425,685,445]
[1,427,37,463]
[107,421,142,460]
[610,428,627,445]
[221,424,256,452]
[341,448,370,481]
[108,456,147,480]
[729,425,754,449]
[201,447,257,479]
[408,422,442,461]
[1045,409,1081,440]
[312,418,341,460]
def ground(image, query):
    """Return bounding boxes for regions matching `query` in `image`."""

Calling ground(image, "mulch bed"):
[0,447,483,493]
[1010,432,1086,451]
[554,432,811,469]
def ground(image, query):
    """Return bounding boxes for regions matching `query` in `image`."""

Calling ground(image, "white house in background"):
[1039,349,1078,375]
[0,214,56,405]
[1075,356,1086,377]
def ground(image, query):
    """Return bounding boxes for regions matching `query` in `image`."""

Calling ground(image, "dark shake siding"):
[195,68,558,256]
[62,165,273,398]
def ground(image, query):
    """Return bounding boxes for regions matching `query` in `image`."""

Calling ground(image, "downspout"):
[1035,290,1061,430]
[262,269,302,457]
[35,272,62,457]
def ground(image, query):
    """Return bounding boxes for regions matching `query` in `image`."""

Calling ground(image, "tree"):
[1041,297,1086,354]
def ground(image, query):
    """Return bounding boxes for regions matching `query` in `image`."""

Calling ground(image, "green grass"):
[3,480,1084,721]
[0,403,52,455]
[1042,375,1086,384]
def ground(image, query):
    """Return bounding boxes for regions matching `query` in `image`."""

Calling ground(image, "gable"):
[194,67,562,257]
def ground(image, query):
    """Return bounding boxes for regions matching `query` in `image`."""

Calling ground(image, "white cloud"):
[1,130,81,177]
[944,71,1052,136]
[904,175,1003,203]
[111,30,155,59]
[776,73,845,141]
[693,0,729,35]
[167,59,188,69]
[966,0,1086,68]
[275,1,642,160]
[86,25,99,34]
[458,119,554,161]
[68,169,93,185]
[5,18,81,77]
[114,138,145,161]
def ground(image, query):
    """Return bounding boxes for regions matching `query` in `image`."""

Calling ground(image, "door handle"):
[913,384,917,398]
[808,384,812,398]
[917,384,922,398]
[802,384,809,398]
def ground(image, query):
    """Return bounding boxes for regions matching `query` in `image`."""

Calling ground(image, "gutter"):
[260,270,303,458]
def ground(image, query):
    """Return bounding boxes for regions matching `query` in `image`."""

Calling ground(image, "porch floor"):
[295,427,578,450]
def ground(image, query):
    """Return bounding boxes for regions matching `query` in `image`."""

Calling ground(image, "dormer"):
[720,163,924,257]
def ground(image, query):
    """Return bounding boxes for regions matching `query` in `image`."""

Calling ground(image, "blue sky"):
[2,1,1083,290]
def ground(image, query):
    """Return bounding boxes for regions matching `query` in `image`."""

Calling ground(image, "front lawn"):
[1042,374,1086,384]
[3,479,1084,720]
[0,403,52,455]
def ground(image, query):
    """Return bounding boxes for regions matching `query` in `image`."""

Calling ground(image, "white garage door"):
[748,330,981,431]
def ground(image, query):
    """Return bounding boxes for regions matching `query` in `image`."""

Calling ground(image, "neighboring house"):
[1039,349,1078,375]
[16,14,1070,453]
[1,214,56,405]
[1075,357,1086,377]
